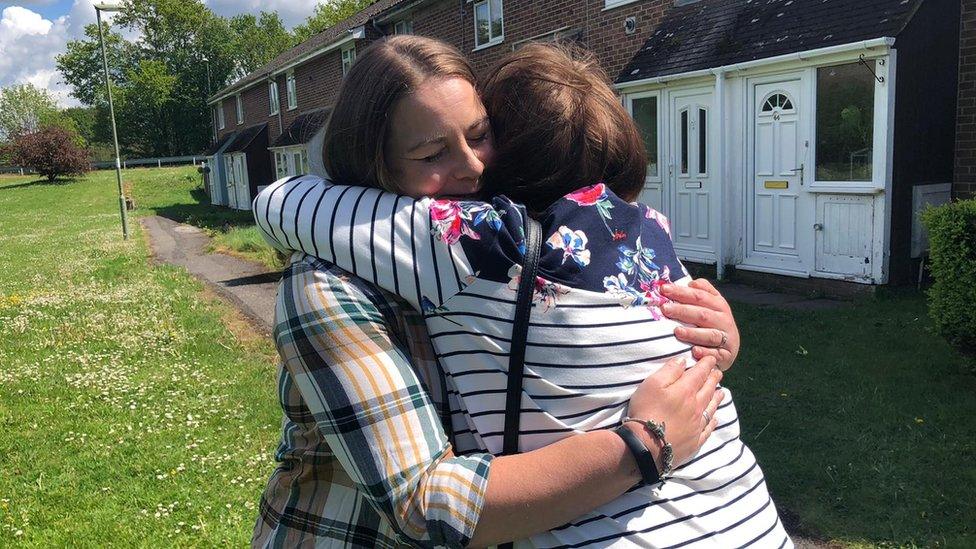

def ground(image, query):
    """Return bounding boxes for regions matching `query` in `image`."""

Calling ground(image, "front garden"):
[0,167,972,547]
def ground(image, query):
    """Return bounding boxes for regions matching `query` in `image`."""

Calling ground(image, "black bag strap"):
[499,216,542,549]
[502,216,543,457]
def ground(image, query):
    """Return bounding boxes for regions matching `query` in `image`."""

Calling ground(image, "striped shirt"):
[255,175,792,548]
[252,256,492,548]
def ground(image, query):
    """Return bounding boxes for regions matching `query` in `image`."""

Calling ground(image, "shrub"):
[922,199,976,355]
[6,126,89,182]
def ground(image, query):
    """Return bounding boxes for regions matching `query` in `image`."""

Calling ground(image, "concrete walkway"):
[141,215,279,332]
[141,215,831,547]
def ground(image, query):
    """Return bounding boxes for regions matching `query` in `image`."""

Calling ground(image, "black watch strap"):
[614,425,661,486]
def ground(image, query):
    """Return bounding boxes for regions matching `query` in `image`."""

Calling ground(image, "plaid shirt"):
[252,255,493,548]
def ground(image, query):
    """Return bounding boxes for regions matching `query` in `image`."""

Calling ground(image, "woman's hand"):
[626,356,724,468]
[660,279,740,371]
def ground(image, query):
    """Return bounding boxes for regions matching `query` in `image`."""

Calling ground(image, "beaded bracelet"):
[622,417,674,478]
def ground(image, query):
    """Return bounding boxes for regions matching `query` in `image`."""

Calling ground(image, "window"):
[474,0,504,48]
[631,96,659,178]
[394,20,413,35]
[698,108,707,175]
[286,71,297,110]
[680,109,688,175]
[235,94,243,124]
[761,93,794,113]
[217,101,225,130]
[341,45,357,76]
[816,62,875,182]
[604,0,641,9]
[274,146,309,179]
[269,80,280,115]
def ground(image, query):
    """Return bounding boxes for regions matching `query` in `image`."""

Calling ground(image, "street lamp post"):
[94,1,129,240]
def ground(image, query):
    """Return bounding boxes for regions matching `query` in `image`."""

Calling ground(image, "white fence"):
[90,155,205,170]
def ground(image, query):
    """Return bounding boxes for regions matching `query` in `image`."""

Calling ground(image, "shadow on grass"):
[0,177,79,191]
[222,272,282,287]
[143,187,254,233]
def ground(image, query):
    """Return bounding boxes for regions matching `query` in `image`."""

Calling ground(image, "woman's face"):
[385,77,494,199]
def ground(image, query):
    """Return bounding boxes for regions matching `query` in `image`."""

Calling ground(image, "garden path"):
[141,215,279,332]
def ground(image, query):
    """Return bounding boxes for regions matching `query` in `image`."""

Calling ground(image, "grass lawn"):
[0,169,281,545]
[725,289,976,548]
[1,167,973,547]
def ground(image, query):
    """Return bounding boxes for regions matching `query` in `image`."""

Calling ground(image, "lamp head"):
[92,1,123,11]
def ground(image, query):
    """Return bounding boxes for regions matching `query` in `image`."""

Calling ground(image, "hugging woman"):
[252,36,786,548]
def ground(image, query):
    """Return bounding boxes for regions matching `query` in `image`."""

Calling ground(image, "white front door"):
[225,155,237,208]
[233,154,250,210]
[668,89,715,260]
[746,77,813,274]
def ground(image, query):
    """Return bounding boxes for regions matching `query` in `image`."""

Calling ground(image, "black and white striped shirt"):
[254,175,791,548]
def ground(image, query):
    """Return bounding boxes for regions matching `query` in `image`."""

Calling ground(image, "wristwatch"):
[614,425,662,486]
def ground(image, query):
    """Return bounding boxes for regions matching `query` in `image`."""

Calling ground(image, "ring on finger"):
[702,409,711,424]
[717,330,728,349]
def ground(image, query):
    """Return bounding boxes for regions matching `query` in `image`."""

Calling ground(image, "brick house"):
[206,0,961,286]
[955,0,976,200]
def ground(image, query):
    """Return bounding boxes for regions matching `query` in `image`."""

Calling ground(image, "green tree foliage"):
[294,0,376,42]
[230,12,297,77]
[58,23,138,106]
[0,84,60,141]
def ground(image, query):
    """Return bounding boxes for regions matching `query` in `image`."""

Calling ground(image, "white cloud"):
[0,5,53,36]
[0,6,79,107]
[205,0,320,30]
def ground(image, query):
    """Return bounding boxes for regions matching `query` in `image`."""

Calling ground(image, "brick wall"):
[956,0,976,199]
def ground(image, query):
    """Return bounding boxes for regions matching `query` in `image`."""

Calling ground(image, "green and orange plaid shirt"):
[252,255,493,548]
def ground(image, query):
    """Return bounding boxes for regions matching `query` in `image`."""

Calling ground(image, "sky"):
[0,0,322,108]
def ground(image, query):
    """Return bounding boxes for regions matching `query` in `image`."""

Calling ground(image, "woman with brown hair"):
[253,36,769,548]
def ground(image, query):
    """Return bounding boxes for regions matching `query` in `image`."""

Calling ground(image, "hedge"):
[922,198,976,355]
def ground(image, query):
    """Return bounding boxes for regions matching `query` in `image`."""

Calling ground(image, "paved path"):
[141,215,279,332]
[141,215,833,547]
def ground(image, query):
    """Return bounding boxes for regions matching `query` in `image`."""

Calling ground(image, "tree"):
[294,0,376,42]
[230,12,296,77]
[56,0,238,157]
[58,23,138,107]
[0,84,59,141]
[6,127,90,182]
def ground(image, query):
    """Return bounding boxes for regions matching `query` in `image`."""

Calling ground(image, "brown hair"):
[322,36,477,192]
[479,42,647,215]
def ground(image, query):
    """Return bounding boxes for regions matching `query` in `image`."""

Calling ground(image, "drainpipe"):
[713,68,726,281]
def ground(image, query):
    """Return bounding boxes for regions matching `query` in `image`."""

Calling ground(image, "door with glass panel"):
[669,89,715,257]
[225,156,238,209]
[628,93,664,213]
[748,76,812,274]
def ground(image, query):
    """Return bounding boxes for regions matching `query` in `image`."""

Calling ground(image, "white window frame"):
[603,0,641,10]
[286,71,297,111]
[217,101,225,130]
[625,91,663,184]
[269,80,280,116]
[271,145,309,179]
[809,57,890,193]
[394,20,413,35]
[473,0,504,50]
[235,94,243,125]
[341,45,357,76]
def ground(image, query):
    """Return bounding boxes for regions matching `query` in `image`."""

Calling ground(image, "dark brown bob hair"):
[322,35,477,192]
[479,42,647,215]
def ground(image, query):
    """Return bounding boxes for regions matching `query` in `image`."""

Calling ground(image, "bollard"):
[158,159,162,168]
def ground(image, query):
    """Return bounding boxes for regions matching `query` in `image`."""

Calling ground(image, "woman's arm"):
[283,257,724,548]
[253,175,494,313]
